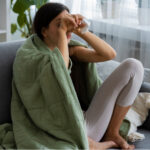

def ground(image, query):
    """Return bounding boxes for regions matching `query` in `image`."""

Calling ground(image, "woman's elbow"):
[112,50,117,59]
[108,49,117,60]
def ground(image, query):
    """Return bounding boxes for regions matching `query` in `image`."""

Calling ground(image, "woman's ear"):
[41,27,47,39]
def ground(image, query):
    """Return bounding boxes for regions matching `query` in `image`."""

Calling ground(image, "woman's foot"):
[102,133,135,150]
[88,136,118,150]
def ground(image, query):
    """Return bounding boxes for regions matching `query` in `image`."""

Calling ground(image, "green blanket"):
[0,34,130,149]
[8,34,102,149]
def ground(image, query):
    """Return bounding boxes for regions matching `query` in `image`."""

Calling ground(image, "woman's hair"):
[33,2,70,40]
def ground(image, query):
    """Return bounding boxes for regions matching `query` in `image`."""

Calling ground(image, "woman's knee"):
[116,59,144,106]
[121,58,144,79]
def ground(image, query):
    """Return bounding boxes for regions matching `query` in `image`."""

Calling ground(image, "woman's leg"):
[84,58,144,149]
[101,105,133,149]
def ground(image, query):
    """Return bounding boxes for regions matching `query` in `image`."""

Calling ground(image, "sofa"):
[0,39,150,149]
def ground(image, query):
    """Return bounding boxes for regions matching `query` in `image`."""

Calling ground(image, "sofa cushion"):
[0,40,24,124]
[96,60,120,81]
[96,60,150,83]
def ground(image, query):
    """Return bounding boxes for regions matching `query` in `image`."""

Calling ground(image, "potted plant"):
[11,0,49,38]
[100,0,121,18]
[135,0,150,25]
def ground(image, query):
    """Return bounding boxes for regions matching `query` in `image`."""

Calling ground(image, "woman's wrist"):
[57,29,68,42]
[74,30,89,38]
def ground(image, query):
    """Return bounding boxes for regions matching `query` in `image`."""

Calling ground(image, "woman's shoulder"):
[16,35,51,60]
[13,35,52,73]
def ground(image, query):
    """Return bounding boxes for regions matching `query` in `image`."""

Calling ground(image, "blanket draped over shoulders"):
[2,34,102,149]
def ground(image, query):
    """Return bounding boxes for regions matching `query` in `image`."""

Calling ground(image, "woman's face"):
[42,10,72,48]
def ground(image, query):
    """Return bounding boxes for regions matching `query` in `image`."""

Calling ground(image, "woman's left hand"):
[71,14,86,35]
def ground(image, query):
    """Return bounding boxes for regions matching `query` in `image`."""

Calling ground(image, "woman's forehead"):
[54,10,69,21]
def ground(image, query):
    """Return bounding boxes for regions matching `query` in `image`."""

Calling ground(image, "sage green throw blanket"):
[11,34,102,149]
[0,34,130,149]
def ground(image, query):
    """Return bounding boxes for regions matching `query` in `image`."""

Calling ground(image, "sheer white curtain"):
[51,0,150,68]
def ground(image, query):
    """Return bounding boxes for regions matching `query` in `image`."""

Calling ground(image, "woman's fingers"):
[60,13,85,33]
[65,14,78,27]
[66,13,84,27]
[71,14,84,25]
[60,14,77,32]
[72,14,78,24]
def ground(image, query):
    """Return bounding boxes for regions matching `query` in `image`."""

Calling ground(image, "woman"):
[32,2,144,149]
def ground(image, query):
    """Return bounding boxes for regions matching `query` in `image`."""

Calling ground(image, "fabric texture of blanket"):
[6,34,102,149]
[0,34,130,149]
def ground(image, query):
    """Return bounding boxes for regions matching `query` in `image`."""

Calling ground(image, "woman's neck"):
[43,38,56,51]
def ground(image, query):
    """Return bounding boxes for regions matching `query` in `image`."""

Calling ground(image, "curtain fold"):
[51,0,150,68]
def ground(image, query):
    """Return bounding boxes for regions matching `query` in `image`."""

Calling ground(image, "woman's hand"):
[58,14,78,33]
[71,14,87,35]
[58,13,86,34]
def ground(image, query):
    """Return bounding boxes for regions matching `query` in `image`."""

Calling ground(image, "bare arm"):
[56,14,77,68]
[57,30,69,68]
[69,45,115,62]
[70,14,116,62]
[70,31,116,62]
[77,31,116,60]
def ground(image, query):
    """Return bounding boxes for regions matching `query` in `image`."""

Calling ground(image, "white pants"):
[84,58,144,142]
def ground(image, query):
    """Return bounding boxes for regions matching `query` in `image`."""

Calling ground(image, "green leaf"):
[13,0,33,14]
[17,13,27,28]
[21,32,26,37]
[11,24,17,34]
[11,0,14,5]
[34,0,49,9]
[43,0,49,5]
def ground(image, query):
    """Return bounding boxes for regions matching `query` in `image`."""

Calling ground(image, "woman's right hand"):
[58,14,78,33]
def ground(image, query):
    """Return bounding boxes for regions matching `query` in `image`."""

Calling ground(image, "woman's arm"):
[70,31,116,62]
[57,14,77,68]
[57,29,69,68]
[69,14,116,62]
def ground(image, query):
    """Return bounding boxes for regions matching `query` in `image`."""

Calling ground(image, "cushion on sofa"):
[96,60,150,83]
